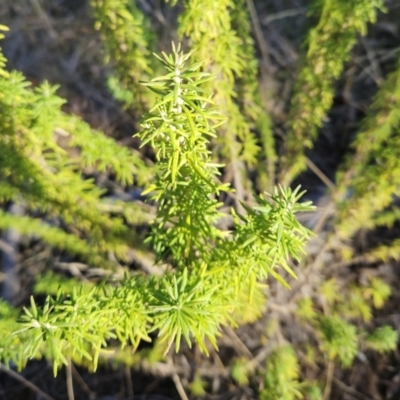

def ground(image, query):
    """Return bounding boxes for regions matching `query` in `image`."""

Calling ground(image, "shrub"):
[1,0,400,397]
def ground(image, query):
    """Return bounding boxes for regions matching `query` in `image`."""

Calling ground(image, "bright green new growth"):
[178,0,264,206]
[138,46,230,266]
[281,0,385,184]
[3,45,314,376]
[135,44,314,349]
[260,345,322,399]
[136,44,314,286]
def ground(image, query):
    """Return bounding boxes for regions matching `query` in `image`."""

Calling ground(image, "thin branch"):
[361,37,383,85]
[230,157,246,215]
[323,360,335,400]
[66,358,75,400]
[287,241,331,304]
[125,365,134,398]
[171,372,189,400]
[28,0,58,40]
[333,377,374,400]
[167,358,189,400]
[313,200,335,234]
[261,7,308,25]
[0,363,55,400]
[298,352,374,400]
[71,363,96,400]
[224,326,253,359]
[305,158,336,191]
[246,0,272,74]
[246,0,276,190]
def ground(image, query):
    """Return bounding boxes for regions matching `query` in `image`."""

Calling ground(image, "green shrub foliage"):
[1,0,400,396]
[280,0,385,184]
[0,29,150,268]
[91,0,155,108]
[0,42,314,375]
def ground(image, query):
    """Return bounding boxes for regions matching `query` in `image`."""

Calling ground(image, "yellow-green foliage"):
[366,278,392,309]
[178,0,260,200]
[335,58,400,240]
[366,325,399,354]
[281,0,385,184]
[261,346,302,400]
[2,47,314,375]
[320,278,341,306]
[0,25,7,72]
[91,0,154,107]
[231,0,276,192]
[318,316,358,367]
[231,282,267,325]
[297,297,318,322]
[0,47,152,266]
[0,210,107,265]
[0,301,27,371]
[231,357,251,386]
[297,277,397,368]
[367,239,400,262]
[1,0,400,394]
[189,374,207,396]
[374,207,400,228]
[33,272,95,296]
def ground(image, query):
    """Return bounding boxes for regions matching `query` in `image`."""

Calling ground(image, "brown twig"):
[299,352,374,400]
[28,0,58,40]
[333,377,374,400]
[167,358,189,400]
[323,360,335,400]
[287,241,332,304]
[305,158,336,191]
[125,365,134,398]
[246,0,276,191]
[71,363,96,400]
[246,0,272,74]
[224,326,253,359]
[0,363,56,400]
[312,200,335,234]
[66,358,75,400]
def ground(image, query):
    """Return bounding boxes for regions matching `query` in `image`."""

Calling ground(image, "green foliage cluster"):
[261,346,321,400]
[226,275,398,399]
[91,0,155,107]
[0,44,314,377]
[335,59,400,244]
[0,31,150,268]
[297,277,398,368]
[281,0,385,184]
[1,0,400,397]
[177,0,273,202]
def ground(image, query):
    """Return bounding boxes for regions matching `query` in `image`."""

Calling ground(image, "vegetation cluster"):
[0,0,400,399]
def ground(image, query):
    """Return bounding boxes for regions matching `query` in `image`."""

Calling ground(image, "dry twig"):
[0,363,55,400]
